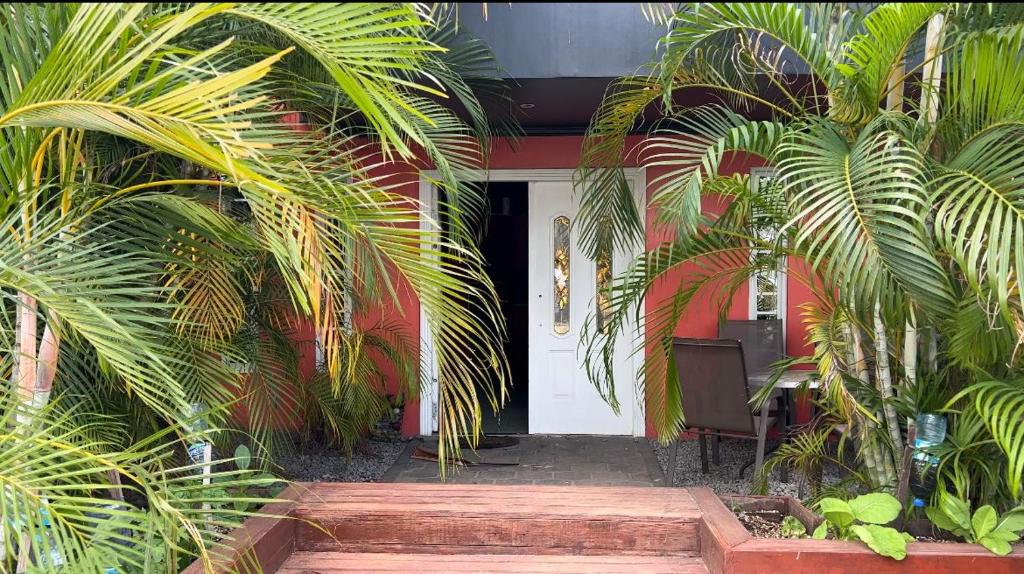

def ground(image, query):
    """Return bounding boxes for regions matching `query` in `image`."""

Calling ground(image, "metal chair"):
[719,319,784,376]
[713,319,786,465]
[666,338,775,485]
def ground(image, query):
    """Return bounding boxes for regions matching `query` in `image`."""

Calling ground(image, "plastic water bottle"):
[910,413,947,507]
[186,402,210,465]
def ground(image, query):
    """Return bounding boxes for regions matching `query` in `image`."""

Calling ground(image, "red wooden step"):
[278,551,710,573]
[292,483,702,555]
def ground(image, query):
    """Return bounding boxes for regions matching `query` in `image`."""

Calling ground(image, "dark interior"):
[478,182,529,434]
[441,182,530,435]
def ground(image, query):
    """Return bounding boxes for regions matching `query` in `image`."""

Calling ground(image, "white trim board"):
[417,168,647,436]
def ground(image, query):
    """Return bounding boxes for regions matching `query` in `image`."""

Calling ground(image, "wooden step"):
[292,483,702,555]
[278,551,710,573]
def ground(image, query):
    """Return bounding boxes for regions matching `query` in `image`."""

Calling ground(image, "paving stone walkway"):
[384,435,666,486]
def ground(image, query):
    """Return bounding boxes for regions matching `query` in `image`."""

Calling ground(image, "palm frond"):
[0,389,283,573]
[576,75,662,258]
[662,3,838,104]
[223,3,443,159]
[932,123,1024,321]
[834,3,944,124]
[777,117,955,319]
[955,379,1024,499]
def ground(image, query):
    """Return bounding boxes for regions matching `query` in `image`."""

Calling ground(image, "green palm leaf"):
[778,118,955,318]
[662,3,838,103]
[835,3,944,123]
[224,3,443,159]
[933,125,1024,317]
[956,380,1024,498]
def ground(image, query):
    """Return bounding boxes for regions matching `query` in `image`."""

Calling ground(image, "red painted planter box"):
[690,488,1024,574]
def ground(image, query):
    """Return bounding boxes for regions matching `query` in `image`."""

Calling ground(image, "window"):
[748,168,786,324]
[553,216,571,334]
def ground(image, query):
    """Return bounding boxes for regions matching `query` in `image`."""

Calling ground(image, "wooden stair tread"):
[294,483,700,520]
[311,543,697,556]
[291,483,701,555]
[278,551,709,573]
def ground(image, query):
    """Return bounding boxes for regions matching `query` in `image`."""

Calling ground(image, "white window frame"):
[747,167,787,336]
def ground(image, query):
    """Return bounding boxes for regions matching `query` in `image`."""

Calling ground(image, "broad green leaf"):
[818,498,855,528]
[972,506,998,539]
[849,492,901,525]
[997,508,1024,534]
[234,444,251,471]
[812,522,829,539]
[927,505,967,535]
[939,492,973,531]
[979,534,1014,556]
[985,530,1021,543]
[850,524,909,560]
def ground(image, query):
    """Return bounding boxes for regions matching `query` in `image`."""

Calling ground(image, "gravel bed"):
[651,437,840,497]
[276,438,407,482]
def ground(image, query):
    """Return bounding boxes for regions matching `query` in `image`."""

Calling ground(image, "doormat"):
[411,446,518,467]
[459,435,520,450]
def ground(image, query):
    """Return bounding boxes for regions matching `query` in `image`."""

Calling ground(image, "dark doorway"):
[477,182,529,434]
[440,182,529,435]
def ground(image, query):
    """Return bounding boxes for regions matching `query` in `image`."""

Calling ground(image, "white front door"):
[528,181,635,435]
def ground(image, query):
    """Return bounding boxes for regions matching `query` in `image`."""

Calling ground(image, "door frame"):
[417,168,647,437]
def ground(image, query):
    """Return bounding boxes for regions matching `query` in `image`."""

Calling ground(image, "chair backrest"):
[671,338,755,434]
[719,319,784,376]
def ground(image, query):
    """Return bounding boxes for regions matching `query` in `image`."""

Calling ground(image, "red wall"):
[297,136,815,438]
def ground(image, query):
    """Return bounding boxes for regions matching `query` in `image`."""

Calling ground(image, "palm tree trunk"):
[35,322,58,406]
[13,292,39,573]
[14,300,60,413]
[928,326,938,371]
[15,292,38,422]
[907,16,946,420]
[921,14,946,124]
[885,48,921,393]
[886,61,905,111]
[873,304,904,455]
[858,420,881,486]
[903,310,917,385]
[12,214,61,571]
[859,419,896,489]
[846,318,895,488]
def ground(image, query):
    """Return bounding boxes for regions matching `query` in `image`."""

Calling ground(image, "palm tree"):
[578,3,1024,505]
[0,3,509,571]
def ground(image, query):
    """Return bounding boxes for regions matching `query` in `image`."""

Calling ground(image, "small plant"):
[813,493,913,560]
[781,515,808,538]
[926,491,1024,555]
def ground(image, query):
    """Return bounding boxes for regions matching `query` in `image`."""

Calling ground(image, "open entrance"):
[478,182,529,433]
[442,181,529,434]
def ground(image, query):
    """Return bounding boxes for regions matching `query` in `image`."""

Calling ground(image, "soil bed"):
[734,508,786,538]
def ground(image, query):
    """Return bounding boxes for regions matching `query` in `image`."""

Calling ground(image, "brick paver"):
[386,435,664,486]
